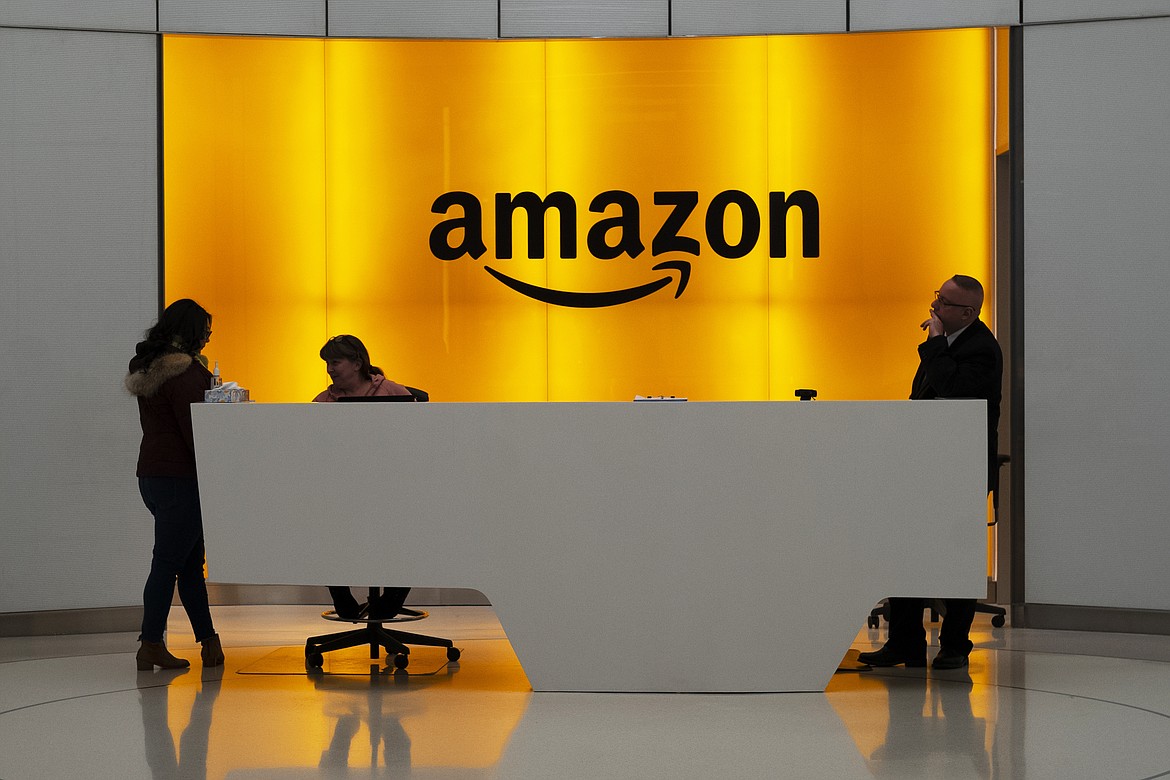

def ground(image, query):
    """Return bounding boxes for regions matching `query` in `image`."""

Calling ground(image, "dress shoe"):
[931,648,969,670]
[200,633,225,667]
[136,641,190,670]
[857,645,927,668]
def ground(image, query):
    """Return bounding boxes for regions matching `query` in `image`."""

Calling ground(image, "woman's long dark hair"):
[320,334,383,380]
[140,299,211,360]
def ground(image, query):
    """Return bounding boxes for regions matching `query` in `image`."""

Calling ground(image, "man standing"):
[859,274,1003,670]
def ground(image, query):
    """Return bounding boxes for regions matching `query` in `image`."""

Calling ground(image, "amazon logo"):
[429,189,820,308]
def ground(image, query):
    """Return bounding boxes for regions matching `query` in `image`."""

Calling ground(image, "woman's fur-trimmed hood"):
[125,352,194,398]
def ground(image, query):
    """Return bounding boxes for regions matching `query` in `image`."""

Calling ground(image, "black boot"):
[136,640,190,670]
[200,633,225,667]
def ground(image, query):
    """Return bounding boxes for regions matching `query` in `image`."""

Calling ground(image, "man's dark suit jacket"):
[911,318,1003,493]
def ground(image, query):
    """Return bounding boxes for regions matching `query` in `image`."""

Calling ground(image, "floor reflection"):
[494,690,873,777]
[831,621,996,778]
[134,639,530,778]
[861,672,989,778]
[312,676,413,775]
[4,608,1170,779]
[138,668,220,780]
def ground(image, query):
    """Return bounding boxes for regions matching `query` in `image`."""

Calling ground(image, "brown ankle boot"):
[136,641,190,670]
[200,633,225,667]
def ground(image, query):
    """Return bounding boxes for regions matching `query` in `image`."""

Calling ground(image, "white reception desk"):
[192,400,987,693]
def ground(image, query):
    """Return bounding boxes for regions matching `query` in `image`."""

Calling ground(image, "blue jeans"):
[138,476,215,643]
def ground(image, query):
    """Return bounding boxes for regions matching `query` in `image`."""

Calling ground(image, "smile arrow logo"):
[483,260,692,308]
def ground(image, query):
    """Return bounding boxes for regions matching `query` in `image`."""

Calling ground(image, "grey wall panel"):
[1024,0,1170,24]
[672,0,845,36]
[159,0,326,36]
[328,0,498,38]
[851,0,1018,31]
[1023,17,1170,611]
[501,0,667,38]
[0,28,158,613]
[0,0,155,31]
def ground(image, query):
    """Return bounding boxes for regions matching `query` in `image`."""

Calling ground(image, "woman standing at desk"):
[125,299,224,670]
[312,334,412,620]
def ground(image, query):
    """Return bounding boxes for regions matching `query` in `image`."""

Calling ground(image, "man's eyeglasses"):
[934,292,972,309]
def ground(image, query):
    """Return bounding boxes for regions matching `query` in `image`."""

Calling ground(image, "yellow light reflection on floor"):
[149,639,530,776]
[829,623,1002,770]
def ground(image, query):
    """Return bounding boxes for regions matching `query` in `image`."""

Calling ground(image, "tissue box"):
[204,386,250,403]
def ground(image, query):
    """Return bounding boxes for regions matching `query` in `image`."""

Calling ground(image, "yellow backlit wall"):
[164,31,994,403]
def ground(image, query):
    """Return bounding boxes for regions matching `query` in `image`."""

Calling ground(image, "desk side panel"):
[193,401,985,691]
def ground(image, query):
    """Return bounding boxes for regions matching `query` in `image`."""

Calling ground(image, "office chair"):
[867,455,1010,630]
[305,586,461,671]
[304,386,461,671]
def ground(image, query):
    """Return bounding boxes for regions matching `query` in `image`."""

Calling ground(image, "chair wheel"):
[393,653,409,670]
[991,614,1006,628]
[306,652,324,669]
[447,647,461,662]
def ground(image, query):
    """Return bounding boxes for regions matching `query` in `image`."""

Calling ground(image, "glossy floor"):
[2,606,1169,779]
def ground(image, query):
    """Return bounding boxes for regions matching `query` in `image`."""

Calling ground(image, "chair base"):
[867,599,1007,629]
[305,611,461,671]
[973,601,1008,628]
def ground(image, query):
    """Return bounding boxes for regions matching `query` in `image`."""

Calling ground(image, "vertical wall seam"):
[156,32,164,315]
[1008,23,1026,610]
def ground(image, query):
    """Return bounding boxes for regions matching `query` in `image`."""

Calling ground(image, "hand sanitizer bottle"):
[211,361,222,389]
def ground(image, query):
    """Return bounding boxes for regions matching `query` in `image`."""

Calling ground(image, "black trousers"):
[886,597,976,656]
[328,586,410,618]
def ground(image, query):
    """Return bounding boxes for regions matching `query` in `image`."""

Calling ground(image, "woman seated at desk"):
[312,334,412,620]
